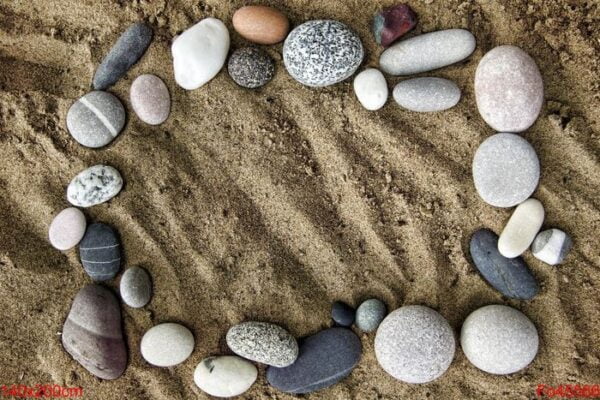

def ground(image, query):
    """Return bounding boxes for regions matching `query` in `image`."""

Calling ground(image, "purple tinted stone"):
[373,4,417,48]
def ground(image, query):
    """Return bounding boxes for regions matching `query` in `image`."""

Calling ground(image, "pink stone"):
[372,4,417,48]
[130,74,170,125]
[48,207,86,251]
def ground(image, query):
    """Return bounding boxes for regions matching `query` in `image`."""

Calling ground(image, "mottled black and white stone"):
[66,91,125,148]
[531,228,573,266]
[470,229,539,300]
[331,301,355,327]
[67,164,123,208]
[119,267,151,308]
[393,77,461,112]
[226,321,298,367]
[267,328,362,394]
[228,47,275,89]
[355,298,386,332]
[194,356,258,397]
[283,20,364,87]
[79,223,121,281]
[93,22,153,90]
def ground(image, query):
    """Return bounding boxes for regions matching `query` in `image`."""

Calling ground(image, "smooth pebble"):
[331,301,355,327]
[67,164,123,208]
[498,198,545,258]
[372,4,417,48]
[228,47,274,89]
[393,77,461,112]
[353,68,388,111]
[531,229,573,266]
[119,266,152,308]
[226,321,298,367]
[141,323,195,367]
[48,207,86,251]
[67,91,125,148]
[194,356,258,398]
[79,223,121,281]
[130,74,170,125]
[232,5,289,45]
[355,299,387,332]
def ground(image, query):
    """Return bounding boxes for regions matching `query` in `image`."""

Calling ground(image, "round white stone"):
[141,323,194,367]
[353,68,388,111]
[48,207,86,251]
[498,198,545,258]
[194,355,258,398]
[461,305,538,375]
[172,18,230,90]
[392,77,461,112]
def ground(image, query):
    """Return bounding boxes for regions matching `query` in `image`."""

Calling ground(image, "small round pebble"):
[375,305,455,383]
[531,228,573,265]
[141,323,195,367]
[498,198,545,258]
[232,5,289,45]
[79,223,121,281]
[461,305,538,375]
[356,299,387,332]
[67,91,125,148]
[130,74,170,125]
[194,356,258,398]
[119,266,152,308]
[393,77,461,112]
[353,68,388,111]
[48,207,86,251]
[472,133,540,208]
[228,47,275,89]
[331,301,355,327]
[226,321,298,367]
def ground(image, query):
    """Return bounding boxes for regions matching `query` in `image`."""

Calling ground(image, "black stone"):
[79,223,121,281]
[227,47,274,89]
[331,301,355,327]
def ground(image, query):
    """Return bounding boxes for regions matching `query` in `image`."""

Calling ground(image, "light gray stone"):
[356,299,386,332]
[120,267,152,308]
[531,228,573,265]
[393,77,461,112]
[130,74,170,125]
[226,321,298,367]
[141,323,194,367]
[194,356,258,398]
[67,91,125,148]
[67,164,123,208]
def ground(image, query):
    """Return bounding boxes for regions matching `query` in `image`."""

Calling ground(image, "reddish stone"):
[373,4,417,48]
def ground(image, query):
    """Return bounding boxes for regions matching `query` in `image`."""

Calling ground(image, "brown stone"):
[232,5,289,45]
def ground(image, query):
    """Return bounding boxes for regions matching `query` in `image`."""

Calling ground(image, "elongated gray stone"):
[67,164,123,208]
[120,266,152,308]
[79,223,121,281]
[531,228,573,266]
[469,229,539,299]
[226,322,298,367]
[393,77,461,112]
[67,91,125,148]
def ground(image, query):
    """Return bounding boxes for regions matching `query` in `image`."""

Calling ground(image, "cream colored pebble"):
[498,198,544,258]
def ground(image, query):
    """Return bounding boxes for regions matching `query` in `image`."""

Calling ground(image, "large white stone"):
[172,18,230,90]
[140,323,194,367]
[353,68,388,111]
[498,198,544,258]
[194,356,257,398]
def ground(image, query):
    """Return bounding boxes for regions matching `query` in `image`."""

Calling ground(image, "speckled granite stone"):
[393,77,461,112]
[67,164,123,208]
[228,47,274,88]
[226,321,298,367]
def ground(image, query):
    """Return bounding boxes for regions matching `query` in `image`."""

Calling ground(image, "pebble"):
[194,356,258,398]
[372,4,417,48]
[475,45,544,133]
[380,29,476,75]
[67,164,123,208]
[331,301,355,327]
[119,266,152,308]
[498,198,545,258]
[472,133,540,208]
[470,229,539,300]
[62,284,127,380]
[531,228,573,266]
[355,299,387,332]
[393,77,461,112]
[232,5,289,45]
[93,22,153,90]
[461,305,538,375]
[227,47,275,89]
[141,323,195,367]
[283,20,364,87]
[172,18,230,90]
[130,74,170,125]
[353,68,388,111]
[226,321,298,367]
[79,223,121,281]
[374,305,455,383]
[267,328,362,394]
[66,91,125,148]
[48,207,86,251]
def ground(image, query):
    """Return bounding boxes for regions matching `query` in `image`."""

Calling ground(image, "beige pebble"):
[233,5,289,45]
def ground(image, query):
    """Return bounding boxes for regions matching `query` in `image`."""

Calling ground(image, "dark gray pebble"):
[79,223,121,281]
[331,301,355,327]
[228,47,274,88]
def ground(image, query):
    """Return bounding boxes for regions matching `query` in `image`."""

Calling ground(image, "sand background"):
[0,0,599,399]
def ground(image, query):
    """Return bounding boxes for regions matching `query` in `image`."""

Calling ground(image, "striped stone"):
[79,223,121,281]
[67,91,125,148]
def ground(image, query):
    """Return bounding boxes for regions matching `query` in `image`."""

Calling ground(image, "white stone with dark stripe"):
[79,223,121,281]
[67,91,125,148]
[531,228,572,265]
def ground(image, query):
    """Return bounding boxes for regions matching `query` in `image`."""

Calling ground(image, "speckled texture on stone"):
[331,301,355,327]
[48,207,87,251]
[374,305,455,384]
[472,133,540,208]
[393,77,461,112]
[79,223,121,281]
[356,299,387,332]
[227,47,275,89]
[226,321,298,367]
[141,323,195,367]
[475,45,544,133]
[372,4,417,48]
[470,229,539,300]
[531,228,573,265]
[67,164,123,208]
[461,305,538,375]
[93,22,153,90]
[379,29,475,75]
[130,74,170,125]
[120,266,152,308]
[66,91,125,148]
[194,356,258,398]
[266,328,361,394]
[283,20,364,87]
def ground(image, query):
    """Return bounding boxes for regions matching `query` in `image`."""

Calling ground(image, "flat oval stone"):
[226,321,298,367]
[66,91,125,148]
[141,323,195,367]
[475,45,544,132]
[232,5,289,45]
[498,198,545,258]
[372,4,417,48]
[62,284,127,380]
[393,77,461,112]
[470,229,539,299]
[353,68,388,111]
[48,207,86,251]
[380,29,475,75]
[531,228,573,266]
[472,133,540,208]
[355,298,387,332]
[172,18,230,90]
[461,305,538,375]
[93,22,153,90]
[130,74,170,125]
[119,266,151,308]
[228,47,274,89]
[194,356,258,398]
[267,328,361,394]
[375,305,455,383]
[67,164,123,208]
[331,301,355,327]
[79,223,121,281]
[283,20,364,87]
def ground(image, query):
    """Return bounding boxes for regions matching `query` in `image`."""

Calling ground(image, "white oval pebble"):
[140,323,194,367]
[393,77,461,112]
[130,74,170,125]
[48,207,86,251]
[194,356,258,398]
[172,18,230,90]
[498,198,545,258]
[67,164,123,208]
[353,68,388,111]
[531,228,573,266]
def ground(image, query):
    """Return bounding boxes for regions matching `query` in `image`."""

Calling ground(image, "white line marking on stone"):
[79,244,120,250]
[80,97,118,137]
[81,258,121,263]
